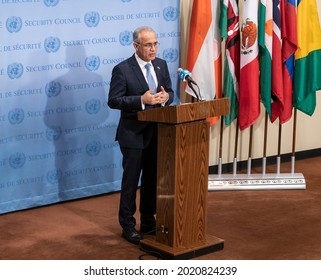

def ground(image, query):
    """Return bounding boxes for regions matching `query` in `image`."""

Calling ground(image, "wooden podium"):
[137,98,230,259]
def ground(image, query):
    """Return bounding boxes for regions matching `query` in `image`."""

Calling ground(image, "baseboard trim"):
[208,148,321,174]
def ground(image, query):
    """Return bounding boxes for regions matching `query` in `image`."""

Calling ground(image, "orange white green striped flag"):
[185,0,222,125]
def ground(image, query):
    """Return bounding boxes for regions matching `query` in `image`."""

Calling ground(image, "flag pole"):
[247,125,253,176]
[291,109,297,174]
[277,123,282,175]
[218,117,224,176]
[233,119,239,176]
[262,111,268,176]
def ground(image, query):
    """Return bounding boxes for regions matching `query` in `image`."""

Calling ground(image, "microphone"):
[177,68,197,85]
[177,68,204,101]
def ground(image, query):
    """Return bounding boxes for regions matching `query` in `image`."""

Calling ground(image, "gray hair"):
[133,26,156,43]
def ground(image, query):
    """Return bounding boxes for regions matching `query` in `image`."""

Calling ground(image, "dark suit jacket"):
[108,54,174,149]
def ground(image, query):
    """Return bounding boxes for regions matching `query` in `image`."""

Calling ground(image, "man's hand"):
[141,86,169,105]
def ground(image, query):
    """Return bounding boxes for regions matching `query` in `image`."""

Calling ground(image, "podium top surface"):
[137,98,230,124]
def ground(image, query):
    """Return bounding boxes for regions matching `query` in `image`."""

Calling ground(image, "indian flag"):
[185,0,222,125]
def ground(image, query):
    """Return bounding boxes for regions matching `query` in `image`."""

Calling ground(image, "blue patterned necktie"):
[145,63,156,94]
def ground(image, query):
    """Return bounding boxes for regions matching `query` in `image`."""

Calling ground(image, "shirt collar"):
[135,53,152,69]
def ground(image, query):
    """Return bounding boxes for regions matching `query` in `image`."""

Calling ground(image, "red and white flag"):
[239,0,260,130]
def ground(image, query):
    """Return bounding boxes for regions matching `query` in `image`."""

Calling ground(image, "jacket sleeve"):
[108,63,144,113]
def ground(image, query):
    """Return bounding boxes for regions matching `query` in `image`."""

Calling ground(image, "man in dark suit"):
[108,26,174,245]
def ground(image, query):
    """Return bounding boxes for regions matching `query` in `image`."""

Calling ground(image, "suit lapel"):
[129,55,149,92]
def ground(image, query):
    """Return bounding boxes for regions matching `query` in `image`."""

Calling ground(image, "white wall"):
[180,0,321,166]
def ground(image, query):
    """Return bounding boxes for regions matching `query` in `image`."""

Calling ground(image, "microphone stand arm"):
[187,80,204,102]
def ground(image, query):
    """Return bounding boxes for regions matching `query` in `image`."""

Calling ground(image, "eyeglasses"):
[136,41,160,49]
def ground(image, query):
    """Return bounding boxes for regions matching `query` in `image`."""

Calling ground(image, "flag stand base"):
[208,173,306,191]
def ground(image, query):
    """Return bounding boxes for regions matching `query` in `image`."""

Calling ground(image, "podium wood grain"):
[138,99,229,259]
[137,98,230,124]
[156,120,209,247]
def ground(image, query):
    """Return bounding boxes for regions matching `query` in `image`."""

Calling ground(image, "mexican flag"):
[239,0,260,130]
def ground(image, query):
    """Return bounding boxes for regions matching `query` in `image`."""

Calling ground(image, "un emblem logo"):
[7,63,24,79]
[84,11,100,27]
[85,55,100,71]
[119,31,133,46]
[8,108,25,125]
[86,140,101,156]
[45,81,62,97]
[163,6,179,21]
[163,48,178,63]
[86,99,101,115]
[46,126,62,141]
[9,152,26,169]
[44,37,61,53]
[47,169,62,184]
[43,0,60,7]
[6,16,23,33]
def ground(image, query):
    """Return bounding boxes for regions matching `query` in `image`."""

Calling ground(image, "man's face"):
[134,30,158,62]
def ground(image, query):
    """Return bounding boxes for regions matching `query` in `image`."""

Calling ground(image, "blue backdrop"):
[0,0,180,214]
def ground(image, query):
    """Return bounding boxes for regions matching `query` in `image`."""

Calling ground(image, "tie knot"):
[145,63,151,70]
